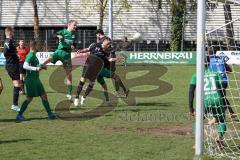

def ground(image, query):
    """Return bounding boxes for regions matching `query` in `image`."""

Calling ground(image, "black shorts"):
[82,55,104,82]
[19,62,26,74]
[5,64,20,80]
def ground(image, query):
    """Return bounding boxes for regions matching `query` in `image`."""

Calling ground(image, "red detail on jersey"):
[17,47,29,62]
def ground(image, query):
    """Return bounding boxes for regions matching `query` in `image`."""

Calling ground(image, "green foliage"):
[169,0,186,51]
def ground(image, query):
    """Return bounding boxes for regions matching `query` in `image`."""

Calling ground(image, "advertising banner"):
[121,51,196,64]
[0,51,196,65]
[216,51,240,65]
[0,52,6,65]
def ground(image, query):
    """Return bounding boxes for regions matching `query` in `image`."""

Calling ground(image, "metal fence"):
[0,27,198,52]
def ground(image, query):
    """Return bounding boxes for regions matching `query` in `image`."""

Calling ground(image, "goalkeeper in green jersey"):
[16,41,56,121]
[189,68,227,148]
[43,20,78,101]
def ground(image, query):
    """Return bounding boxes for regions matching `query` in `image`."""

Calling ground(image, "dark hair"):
[18,38,25,42]
[95,29,104,35]
[102,36,112,43]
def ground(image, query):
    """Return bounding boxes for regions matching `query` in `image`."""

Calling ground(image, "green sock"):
[67,85,72,95]
[42,100,51,113]
[104,91,109,101]
[19,100,30,115]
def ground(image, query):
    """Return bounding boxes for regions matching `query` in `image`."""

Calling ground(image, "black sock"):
[104,91,109,101]
[114,80,120,92]
[116,77,126,92]
[83,84,94,98]
[13,87,20,105]
[21,80,24,91]
[226,99,234,114]
[76,81,85,98]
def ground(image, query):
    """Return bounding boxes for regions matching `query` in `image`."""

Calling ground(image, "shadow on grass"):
[0,117,50,123]
[54,99,120,121]
[0,139,32,144]
[135,102,176,107]
[114,108,168,113]
[45,91,59,94]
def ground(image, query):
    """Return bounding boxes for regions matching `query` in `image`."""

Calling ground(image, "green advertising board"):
[121,51,196,64]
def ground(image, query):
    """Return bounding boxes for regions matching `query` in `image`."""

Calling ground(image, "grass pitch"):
[0,65,228,160]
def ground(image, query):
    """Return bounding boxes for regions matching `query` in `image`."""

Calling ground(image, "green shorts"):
[51,49,72,67]
[97,68,113,85]
[25,77,46,97]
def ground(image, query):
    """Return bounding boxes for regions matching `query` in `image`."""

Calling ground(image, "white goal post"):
[195,0,240,159]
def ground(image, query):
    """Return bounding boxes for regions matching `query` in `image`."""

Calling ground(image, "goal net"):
[204,0,240,159]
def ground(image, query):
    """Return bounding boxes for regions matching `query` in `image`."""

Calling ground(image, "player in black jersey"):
[74,37,127,106]
[95,29,128,98]
[3,27,21,112]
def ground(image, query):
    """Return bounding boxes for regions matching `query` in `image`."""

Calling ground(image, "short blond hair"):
[68,20,77,25]
[5,27,14,34]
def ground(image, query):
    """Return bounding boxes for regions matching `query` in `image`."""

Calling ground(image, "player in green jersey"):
[16,41,56,121]
[189,68,226,148]
[43,20,78,101]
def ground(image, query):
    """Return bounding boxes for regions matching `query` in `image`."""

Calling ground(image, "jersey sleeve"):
[23,62,37,71]
[25,53,33,63]
[88,43,96,53]
[56,29,64,36]
[190,74,197,85]
[189,84,196,113]
[3,39,10,56]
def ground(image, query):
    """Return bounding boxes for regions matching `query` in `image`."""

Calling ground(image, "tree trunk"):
[99,0,104,29]
[223,4,235,50]
[32,0,39,42]
[98,0,108,29]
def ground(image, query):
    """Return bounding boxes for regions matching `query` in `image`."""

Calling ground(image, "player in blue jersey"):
[207,49,235,118]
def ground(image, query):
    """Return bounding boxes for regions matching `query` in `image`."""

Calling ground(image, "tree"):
[79,0,131,29]
[169,0,186,51]
[99,0,108,29]
[32,0,39,41]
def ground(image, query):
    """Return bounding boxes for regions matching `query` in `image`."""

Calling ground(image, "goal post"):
[195,0,206,158]
[195,0,240,159]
